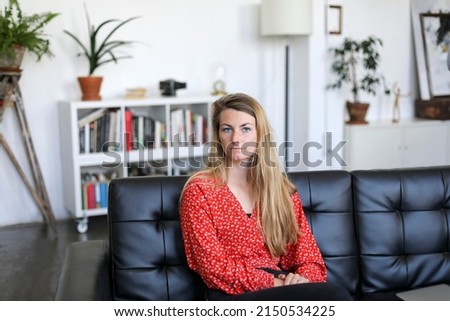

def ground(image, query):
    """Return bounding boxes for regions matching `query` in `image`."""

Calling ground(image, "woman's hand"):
[274,273,309,287]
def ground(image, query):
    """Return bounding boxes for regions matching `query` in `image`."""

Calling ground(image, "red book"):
[87,183,95,209]
[125,110,133,151]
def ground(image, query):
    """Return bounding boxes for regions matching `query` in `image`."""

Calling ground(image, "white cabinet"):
[58,95,215,231]
[344,120,450,170]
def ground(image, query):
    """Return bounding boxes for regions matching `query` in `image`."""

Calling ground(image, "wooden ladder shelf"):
[0,71,56,230]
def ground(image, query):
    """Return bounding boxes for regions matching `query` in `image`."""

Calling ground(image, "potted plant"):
[327,35,390,124]
[64,5,139,101]
[0,0,59,71]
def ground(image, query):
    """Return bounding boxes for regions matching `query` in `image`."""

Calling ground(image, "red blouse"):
[180,177,327,295]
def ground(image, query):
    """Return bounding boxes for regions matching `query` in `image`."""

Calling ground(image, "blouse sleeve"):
[179,181,274,294]
[279,192,327,282]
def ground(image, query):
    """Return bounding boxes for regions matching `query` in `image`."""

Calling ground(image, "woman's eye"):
[222,127,231,133]
[242,127,251,133]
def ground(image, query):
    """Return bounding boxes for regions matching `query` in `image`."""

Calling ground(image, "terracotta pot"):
[0,44,26,72]
[78,76,103,101]
[346,101,369,124]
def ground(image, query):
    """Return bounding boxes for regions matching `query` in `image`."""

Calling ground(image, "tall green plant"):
[0,0,59,60]
[327,36,390,103]
[64,5,139,76]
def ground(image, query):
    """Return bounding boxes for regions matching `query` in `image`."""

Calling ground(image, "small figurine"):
[391,83,411,123]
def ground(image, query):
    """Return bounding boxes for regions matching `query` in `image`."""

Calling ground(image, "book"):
[79,126,85,153]
[185,109,193,145]
[99,182,108,208]
[194,114,204,145]
[138,115,144,148]
[115,111,122,148]
[95,182,101,208]
[81,184,88,210]
[125,109,133,151]
[86,183,95,209]
[78,108,106,128]
[155,120,161,149]
[171,108,186,146]
[144,116,155,148]
[107,110,117,144]
[124,87,147,99]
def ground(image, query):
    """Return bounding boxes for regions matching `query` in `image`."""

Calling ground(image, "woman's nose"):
[231,131,240,143]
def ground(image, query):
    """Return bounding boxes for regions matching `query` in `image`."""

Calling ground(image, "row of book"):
[125,110,168,151]
[78,108,121,154]
[80,171,117,210]
[78,108,207,154]
[170,108,207,147]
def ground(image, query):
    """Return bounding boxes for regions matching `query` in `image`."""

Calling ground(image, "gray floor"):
[0,215,108,301]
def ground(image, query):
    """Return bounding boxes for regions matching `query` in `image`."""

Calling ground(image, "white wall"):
[319,0,414,169]
[0,0,416,226]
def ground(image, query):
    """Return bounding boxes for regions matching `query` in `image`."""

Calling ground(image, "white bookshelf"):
[58,95,215,232]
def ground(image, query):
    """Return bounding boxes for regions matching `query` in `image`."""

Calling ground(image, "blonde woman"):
[180,93,351,300]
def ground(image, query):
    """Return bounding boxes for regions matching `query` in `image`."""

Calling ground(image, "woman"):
[180,93,351,301]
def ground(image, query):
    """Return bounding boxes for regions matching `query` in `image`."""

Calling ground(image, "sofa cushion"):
[353,167,450,295]
[289,171,359,296]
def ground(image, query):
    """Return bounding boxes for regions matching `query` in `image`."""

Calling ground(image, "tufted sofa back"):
[108,171,360,300]
[108,175,204,300]
[289,170,359,296]
[353,167,450,294]
[107,167,450,300]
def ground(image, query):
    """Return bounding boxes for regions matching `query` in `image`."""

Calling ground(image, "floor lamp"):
[260,0,312,167]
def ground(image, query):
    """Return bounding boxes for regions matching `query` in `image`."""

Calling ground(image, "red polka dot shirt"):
[180,177,327,295]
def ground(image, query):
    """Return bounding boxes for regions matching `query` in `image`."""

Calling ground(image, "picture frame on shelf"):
[420,12,450,98]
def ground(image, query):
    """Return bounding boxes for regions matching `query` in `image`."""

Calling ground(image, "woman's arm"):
[279,192,327,282]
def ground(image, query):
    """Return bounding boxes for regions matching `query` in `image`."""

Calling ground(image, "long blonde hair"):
[184,93,299,257]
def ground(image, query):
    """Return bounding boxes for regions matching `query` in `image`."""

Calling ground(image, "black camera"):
[159,79,187,96]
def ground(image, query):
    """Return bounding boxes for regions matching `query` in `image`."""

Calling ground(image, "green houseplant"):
[0,0,59,71]
[327,35,389,124]
[64,5,139,101]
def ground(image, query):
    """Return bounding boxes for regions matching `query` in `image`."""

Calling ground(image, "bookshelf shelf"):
[58,95,215,232]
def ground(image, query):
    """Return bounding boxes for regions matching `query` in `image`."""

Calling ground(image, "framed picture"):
[327,5,342,35]
[411,0,450,100]
[420,13,450,98]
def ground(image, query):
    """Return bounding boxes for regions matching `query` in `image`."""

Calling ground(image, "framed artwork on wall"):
[420,13,450,98]
[411,0,450,100]
[327,5,342,35]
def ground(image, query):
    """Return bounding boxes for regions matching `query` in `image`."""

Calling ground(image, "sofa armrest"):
[54,240,111,300]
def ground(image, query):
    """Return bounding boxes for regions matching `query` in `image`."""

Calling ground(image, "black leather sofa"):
[55,166,450,300]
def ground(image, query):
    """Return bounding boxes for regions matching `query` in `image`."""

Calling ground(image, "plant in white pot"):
[64,5,139,101]
[327,35,390,124]
[0,0,59,71]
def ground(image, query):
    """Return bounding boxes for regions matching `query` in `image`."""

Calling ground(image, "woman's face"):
[218,109,257,165]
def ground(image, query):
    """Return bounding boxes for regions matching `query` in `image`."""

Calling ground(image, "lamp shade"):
[260,0,312,36]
